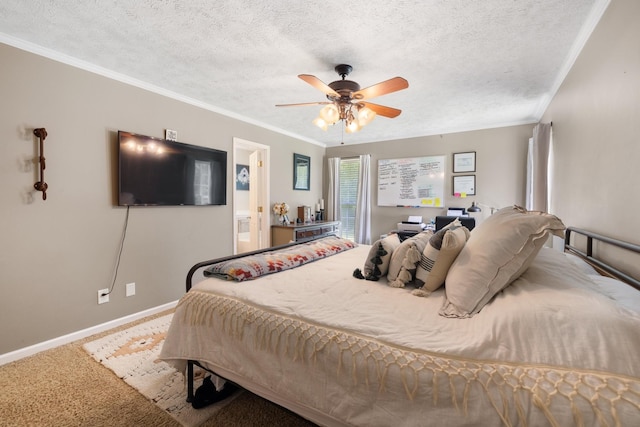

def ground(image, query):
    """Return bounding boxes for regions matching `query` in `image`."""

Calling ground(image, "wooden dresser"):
[271,221,340,246]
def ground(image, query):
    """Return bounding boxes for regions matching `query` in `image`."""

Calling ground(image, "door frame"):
[233,137,270,254]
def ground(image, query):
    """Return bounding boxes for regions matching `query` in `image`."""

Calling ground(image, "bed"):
[159,206,640,426]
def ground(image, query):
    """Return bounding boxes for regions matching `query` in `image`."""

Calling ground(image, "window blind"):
[339,158,359,240]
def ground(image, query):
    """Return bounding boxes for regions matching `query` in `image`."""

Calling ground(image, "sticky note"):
[461,193,467,198]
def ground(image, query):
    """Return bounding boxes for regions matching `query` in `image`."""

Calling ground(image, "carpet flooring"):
[0,310,316,427]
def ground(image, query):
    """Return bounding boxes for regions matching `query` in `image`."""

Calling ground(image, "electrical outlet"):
[126,282,136,297]
[98,289,109,304]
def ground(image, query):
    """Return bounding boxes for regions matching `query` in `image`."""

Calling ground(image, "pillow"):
[387,231,433,287]
[205,235,356,281]
[413,224,470,296]
[361,233,402,280]
[440,206,565,318]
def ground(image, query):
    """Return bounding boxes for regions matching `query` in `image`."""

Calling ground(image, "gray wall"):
[326,125,535,241]
[0,43,324,354]
[542,0,640,277]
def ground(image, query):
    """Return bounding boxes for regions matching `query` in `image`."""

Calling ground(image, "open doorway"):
[233,138,270,254]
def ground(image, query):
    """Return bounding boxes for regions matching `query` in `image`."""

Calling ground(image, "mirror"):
[293,153,310,191]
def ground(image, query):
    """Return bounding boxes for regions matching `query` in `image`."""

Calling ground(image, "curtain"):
[326,157,340,222]
[354,154,371,244]
[526,123,552,212]
[525,137,534,210]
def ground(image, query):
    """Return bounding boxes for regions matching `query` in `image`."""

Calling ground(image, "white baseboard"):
[0,301,178,366]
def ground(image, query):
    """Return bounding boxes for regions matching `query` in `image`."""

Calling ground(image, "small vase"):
[280,215,289,225]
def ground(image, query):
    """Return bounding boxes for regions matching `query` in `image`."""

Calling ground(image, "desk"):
[271,221,340,246]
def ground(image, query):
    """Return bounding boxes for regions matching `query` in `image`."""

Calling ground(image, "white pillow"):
[440,206,565,318]
[387,231,433,285]
[362,233,401,279]
[413,225,470,295]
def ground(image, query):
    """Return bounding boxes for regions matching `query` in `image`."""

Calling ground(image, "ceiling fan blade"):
[298,74,340,97]
[352,77,409,100]
[276,101,331,107]
[361,102,402,118]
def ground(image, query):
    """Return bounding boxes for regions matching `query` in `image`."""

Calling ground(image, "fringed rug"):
[83,313,239,427]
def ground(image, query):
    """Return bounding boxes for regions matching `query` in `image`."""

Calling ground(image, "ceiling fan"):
[276,64,409,133]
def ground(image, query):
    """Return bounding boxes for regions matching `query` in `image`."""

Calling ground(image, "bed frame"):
[564,226,640,290]
[183,239,317,402]
[181,227,640,405]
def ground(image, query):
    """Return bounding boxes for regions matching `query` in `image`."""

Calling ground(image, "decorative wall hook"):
[33,128,48,200]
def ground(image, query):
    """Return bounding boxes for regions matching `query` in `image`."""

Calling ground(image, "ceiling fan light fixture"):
[357,106,376,126]
[277,64,408,136]
[345,118,361,133]
[319,104,340,124]
[313,117,328,131]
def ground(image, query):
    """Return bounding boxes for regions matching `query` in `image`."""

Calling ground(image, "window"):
[339,158,360,240]
[193,160,212,205]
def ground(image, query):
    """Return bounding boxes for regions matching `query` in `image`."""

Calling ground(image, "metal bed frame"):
[564,226,640,290]
[183,239,314,402]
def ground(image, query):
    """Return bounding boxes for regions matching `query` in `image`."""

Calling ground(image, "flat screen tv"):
[118,130,227,206]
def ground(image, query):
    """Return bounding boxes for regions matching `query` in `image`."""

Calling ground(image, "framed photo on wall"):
[236,164,250,191]
[453,175,476,196]
[293,153,310,191]
[453,151,476,173]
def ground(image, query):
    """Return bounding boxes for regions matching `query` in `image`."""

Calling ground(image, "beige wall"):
[326,125,535,240]
[541,0,640,277]
[0,43,324,354]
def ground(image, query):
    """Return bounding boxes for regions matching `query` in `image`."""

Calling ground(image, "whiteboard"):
[377,156,445,207]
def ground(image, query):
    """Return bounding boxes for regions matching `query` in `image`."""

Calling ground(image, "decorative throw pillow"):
[412,224,470,296]
[205,235,356,281]
[387,231,433,287]
[440,205,565,318]
[361,233,401,280]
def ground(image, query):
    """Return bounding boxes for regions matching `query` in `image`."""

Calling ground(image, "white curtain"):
[526,123,552,212]
[354,154,371,244]
[326,157,340,222]
[526,137,534,210]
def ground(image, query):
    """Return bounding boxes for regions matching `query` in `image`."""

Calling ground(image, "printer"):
[397,215,426,232]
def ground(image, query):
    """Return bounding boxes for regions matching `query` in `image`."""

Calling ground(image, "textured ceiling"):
[0,1,609,146]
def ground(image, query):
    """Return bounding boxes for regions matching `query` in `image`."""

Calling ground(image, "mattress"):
[160,245,640,426]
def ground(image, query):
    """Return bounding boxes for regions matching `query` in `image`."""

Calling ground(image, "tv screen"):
[118,131,227,206]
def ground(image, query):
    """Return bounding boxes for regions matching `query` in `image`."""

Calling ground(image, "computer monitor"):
[435,216,476,231]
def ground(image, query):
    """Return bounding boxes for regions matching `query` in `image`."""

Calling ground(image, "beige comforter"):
[160,245,640,426]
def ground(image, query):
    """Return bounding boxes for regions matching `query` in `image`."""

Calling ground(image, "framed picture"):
[165,129,178,141]
[452,175,476,196]
[236,164,250,191]
[293,153,310,191]
[453,151,476,173]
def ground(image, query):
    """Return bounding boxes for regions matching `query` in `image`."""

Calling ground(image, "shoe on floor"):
[192,376,239,409]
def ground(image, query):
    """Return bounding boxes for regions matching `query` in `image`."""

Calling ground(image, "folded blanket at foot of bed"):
[204,235,356,281]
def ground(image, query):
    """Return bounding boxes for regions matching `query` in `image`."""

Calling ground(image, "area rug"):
[83,313,240,427]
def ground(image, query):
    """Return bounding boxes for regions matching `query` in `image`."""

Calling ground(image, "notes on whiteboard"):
[377,155,445,207]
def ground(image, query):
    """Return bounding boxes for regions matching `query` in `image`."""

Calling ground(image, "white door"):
[248,150,261,251]
[233,138,270,254]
